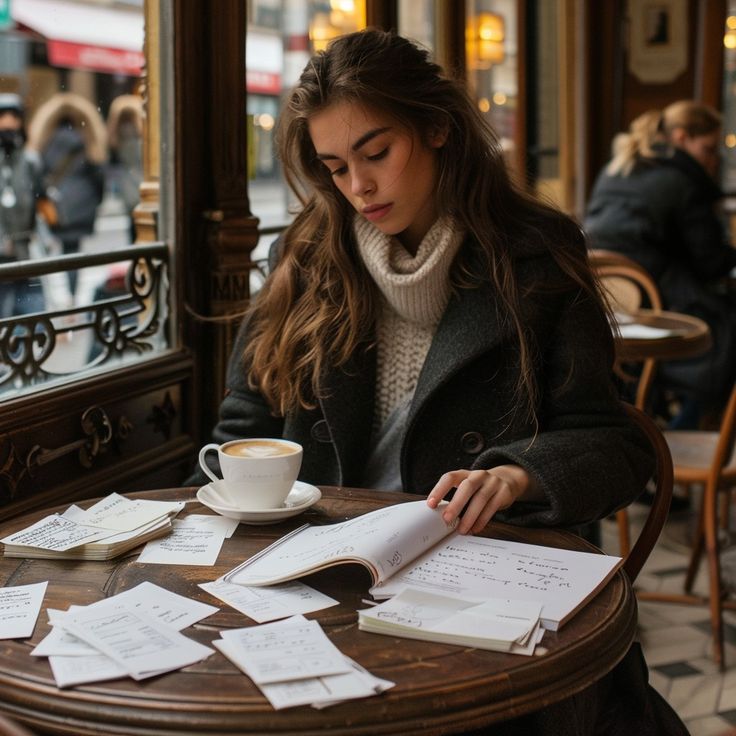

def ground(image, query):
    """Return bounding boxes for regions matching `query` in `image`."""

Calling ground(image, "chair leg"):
[617,508,631,557]
[704,479,725,669]
[685,488,707,593]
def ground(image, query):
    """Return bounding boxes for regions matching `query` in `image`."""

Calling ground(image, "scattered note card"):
[200,579,338,623]
[57,604,214,681]
[617,323,683,340]
[217,615,351,685]
[137,517,229,566]
[0,581,47,639]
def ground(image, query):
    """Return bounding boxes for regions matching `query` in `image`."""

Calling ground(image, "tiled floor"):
[600,498,736,736]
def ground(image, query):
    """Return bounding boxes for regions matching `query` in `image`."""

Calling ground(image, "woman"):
[585,101,736,427]
[197,29,686,735]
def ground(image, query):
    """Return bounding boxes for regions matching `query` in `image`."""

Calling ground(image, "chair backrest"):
[589,249,663,314]
[589,249,663,412]
[621,402,674,581]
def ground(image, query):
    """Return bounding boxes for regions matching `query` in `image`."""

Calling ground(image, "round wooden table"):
[614,308,711,362]
[0,487,637,735]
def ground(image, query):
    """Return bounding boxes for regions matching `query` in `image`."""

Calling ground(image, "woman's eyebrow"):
[315,126,392,161]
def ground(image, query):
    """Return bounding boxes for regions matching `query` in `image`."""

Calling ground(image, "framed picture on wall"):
[627,0,688,83]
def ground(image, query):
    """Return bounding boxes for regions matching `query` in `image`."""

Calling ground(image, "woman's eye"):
[367,148,388,162]
[329,165,348,177]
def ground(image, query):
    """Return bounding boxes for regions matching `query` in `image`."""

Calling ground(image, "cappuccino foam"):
[223,440,297,458]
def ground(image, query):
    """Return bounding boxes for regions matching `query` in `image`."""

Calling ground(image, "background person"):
[584,101,736,429]
[191,29,686,735]
[26,92,107,302]
[0,93,45,317]
[105,94,143,244]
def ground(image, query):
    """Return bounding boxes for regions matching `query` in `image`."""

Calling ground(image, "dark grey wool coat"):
[194,236,653,532]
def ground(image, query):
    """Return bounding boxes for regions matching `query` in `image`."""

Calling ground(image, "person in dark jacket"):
[585,101,736,428]
[0,93,45,317]
[27,92,107,300]
[189,30,687,735]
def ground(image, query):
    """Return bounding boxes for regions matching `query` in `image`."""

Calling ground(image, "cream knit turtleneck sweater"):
[354,215,465,431]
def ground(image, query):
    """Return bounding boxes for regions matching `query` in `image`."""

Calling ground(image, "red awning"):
[12,0,144,76]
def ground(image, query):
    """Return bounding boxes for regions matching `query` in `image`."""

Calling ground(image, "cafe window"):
[0,0,170,398]
[398,1,437,52]
[246,0,366,241]
[722,5,736,192]
[465,0,518,163]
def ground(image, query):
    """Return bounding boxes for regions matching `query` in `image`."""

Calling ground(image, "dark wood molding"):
[366,0,398,30]
[174,0,258,443]
[697,0,726,107]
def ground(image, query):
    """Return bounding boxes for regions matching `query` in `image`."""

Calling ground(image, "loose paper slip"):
[0,581,47,639]
[214,615,394,709]
[200,579,338,623]
[32,581,219,657]
[617,323,684,340]
[33,582,219,687]
[58,605,214,681]
[218,616,350,684]
[137,515,238,566]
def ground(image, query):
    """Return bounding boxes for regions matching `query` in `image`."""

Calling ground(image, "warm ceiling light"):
[466,12,505,70]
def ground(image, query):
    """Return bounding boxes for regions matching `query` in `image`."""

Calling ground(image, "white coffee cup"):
[198,438,303,510]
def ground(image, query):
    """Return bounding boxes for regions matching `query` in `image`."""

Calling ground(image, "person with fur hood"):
[106,94,143,243]
[27,92,107,297]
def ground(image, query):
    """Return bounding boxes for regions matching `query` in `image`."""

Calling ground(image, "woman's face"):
[308,100,445,254]
[677,129,721,179]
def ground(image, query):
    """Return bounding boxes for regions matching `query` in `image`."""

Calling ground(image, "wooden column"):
[175,0,259,442]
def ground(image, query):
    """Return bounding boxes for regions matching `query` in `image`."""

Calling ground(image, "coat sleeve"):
[480,287,655,528]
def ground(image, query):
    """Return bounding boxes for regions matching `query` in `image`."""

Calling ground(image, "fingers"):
[426,466,530,534]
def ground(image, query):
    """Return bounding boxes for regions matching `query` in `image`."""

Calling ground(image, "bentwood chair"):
[0,714,36,736]
[589,250,665,557]
[640,381,736,669]
[620,402,674,584]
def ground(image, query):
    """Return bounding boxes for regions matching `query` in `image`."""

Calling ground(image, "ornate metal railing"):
[0,243,169,394]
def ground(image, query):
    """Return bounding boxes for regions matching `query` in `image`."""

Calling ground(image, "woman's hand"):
[426,465,536,534]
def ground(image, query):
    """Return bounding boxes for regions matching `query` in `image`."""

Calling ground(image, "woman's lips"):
[362,203,393,222]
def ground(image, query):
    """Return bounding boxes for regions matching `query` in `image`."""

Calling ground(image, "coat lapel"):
[317,344,376,484]
[408,282,506,423]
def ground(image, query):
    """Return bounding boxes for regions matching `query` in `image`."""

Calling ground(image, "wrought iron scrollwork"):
[0,243,169,393]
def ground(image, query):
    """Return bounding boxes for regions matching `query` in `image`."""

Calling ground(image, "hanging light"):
[466,12,505,70]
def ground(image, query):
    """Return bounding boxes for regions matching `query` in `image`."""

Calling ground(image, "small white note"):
[200,579,338,623]
[217,615,351,685]
[136,518,228,566]
[0,581,47,639]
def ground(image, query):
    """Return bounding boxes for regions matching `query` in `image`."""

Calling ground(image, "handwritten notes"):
[214,615,393,709]
[224,500,456,586]
[371,534,621,630]
[0,581,47,639]
[34,582,218,687]
[1,495,184,560]
[200,579,338,623]
[358,587,543,655]
[137,515,236,566]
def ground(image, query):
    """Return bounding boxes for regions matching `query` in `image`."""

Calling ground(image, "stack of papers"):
[358,588,544,655]
[31,582,218,688]
[214,615,394,709]
[1,494,184,560]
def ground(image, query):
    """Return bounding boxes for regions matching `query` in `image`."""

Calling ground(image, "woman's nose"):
[350,167,375,197]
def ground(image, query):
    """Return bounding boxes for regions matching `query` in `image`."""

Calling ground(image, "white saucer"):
[196,480,321,524]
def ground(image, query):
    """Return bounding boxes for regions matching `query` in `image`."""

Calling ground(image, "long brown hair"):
[245,29,603,420]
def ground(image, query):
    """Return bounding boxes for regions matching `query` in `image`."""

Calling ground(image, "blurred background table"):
[614,309,711,362]
[0,486,636,735]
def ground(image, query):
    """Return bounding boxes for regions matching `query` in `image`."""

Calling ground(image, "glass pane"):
[0,0,170,397]
[722,7,736,191]
[398,1,436,53]
[465,0,518,165]
[246,0,366,283]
